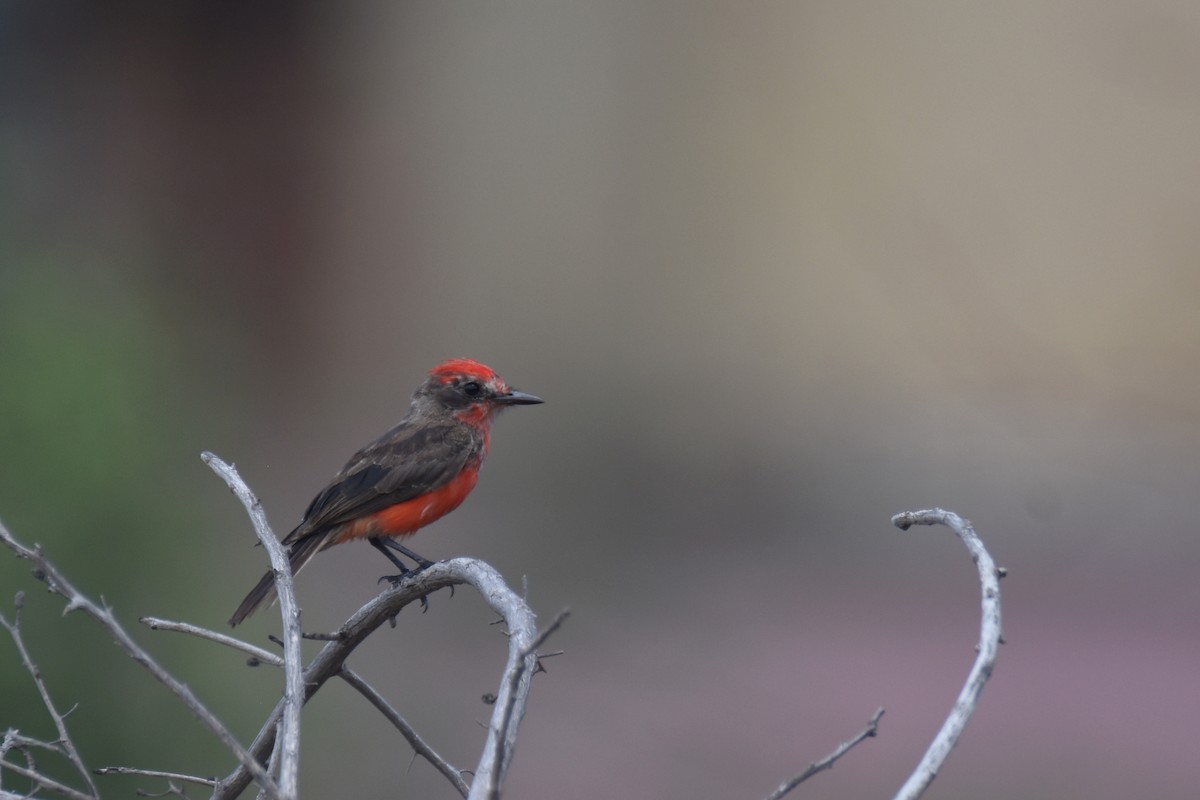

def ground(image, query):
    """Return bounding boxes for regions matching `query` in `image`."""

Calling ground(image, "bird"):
[229,358,542,626]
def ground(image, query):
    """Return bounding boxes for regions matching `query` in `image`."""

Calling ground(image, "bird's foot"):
[379,570,431,612]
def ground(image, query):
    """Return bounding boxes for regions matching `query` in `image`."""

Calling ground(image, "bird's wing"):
[281,421,479,544]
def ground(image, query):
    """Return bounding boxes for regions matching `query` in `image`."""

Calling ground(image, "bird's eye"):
[462,381,483,398]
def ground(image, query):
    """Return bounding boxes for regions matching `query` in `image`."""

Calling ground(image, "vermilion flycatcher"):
[229,358,542,626]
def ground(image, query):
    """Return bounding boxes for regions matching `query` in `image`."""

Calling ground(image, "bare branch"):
[479,608,569,800]
[3,462,547,800]
[890,508,1004,800]
[2,729,63,755]
[337,667,469,797]
[762,707,885,800]
[0,756,96,800]
[202,452,302,799]
[0,726,75,798]
[213,558,542,800]
[139,617,284,667]
[0,595,98,798]
[0,517,281,800]
[93,766,217,787]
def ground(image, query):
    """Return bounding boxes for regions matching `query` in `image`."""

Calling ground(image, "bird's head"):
[421,358,543,427]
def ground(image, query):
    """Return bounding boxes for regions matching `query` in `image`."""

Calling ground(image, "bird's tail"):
[228,533,327,627]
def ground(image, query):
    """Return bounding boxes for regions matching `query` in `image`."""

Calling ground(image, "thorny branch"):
[137,608,532,798]
[891,508,1004,800]
[1,456,556,800]
[0,517,282,800]
[0,592,98,798]
[482,608,570,800]
[1,478,1003,800]
[210,557,546,800]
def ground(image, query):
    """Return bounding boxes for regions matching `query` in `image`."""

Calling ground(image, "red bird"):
[229,359,542,626]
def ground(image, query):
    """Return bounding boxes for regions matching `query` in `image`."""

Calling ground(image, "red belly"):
[330,466,480,544]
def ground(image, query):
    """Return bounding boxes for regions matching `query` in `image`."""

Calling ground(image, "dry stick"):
[0,595,99,798]
[212,558,542,800]
[763,707,886,800]
[0,519,281,800]
[201,452,303,800]
[0,757,95,800]
[337,667,470,798]
[139,617,284,667]
[141,614,467,794]
[93,767,217,788]
[890,509,1004,800]
[0,728,68,796]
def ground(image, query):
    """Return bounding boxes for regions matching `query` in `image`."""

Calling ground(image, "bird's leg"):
[381,540,455,598]
[369,537,433,612]
[369,536,413,574]
[377,538,436,570]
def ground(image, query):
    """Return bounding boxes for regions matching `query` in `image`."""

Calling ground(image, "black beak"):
[494,389,544,406]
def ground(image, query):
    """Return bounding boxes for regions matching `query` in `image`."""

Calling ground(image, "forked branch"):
[2,453,554,800]
[211,557,547,800]
[0,593,98,798]
[0,518,281,799]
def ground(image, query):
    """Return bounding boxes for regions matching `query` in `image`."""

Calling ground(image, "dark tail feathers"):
[228,533,326,626]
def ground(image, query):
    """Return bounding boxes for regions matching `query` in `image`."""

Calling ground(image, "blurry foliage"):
[0,264,239,793]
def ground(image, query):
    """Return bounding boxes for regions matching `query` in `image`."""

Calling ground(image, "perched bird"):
[229,358,542,626]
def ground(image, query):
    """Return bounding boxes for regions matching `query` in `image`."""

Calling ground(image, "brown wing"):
[282,420,482,545]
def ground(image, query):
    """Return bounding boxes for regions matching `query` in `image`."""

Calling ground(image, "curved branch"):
[212,557,543,800]
[201,452,302,799]
[890,508,1004,800]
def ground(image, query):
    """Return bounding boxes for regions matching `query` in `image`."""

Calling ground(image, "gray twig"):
[0,753,96,800]
[139,617,284,667]
[337,667,469,797]
[891,508,1004,800]
[93,766,217,787]
[202,452,303,800]
[763,707,885,800]
[0,518,281,800]
[0,596,98,798]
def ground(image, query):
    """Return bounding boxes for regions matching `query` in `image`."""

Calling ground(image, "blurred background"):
[2,2,1198,798]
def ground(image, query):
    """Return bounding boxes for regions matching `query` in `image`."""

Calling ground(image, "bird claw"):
[379,570,431,612]
[379,572,409,586]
